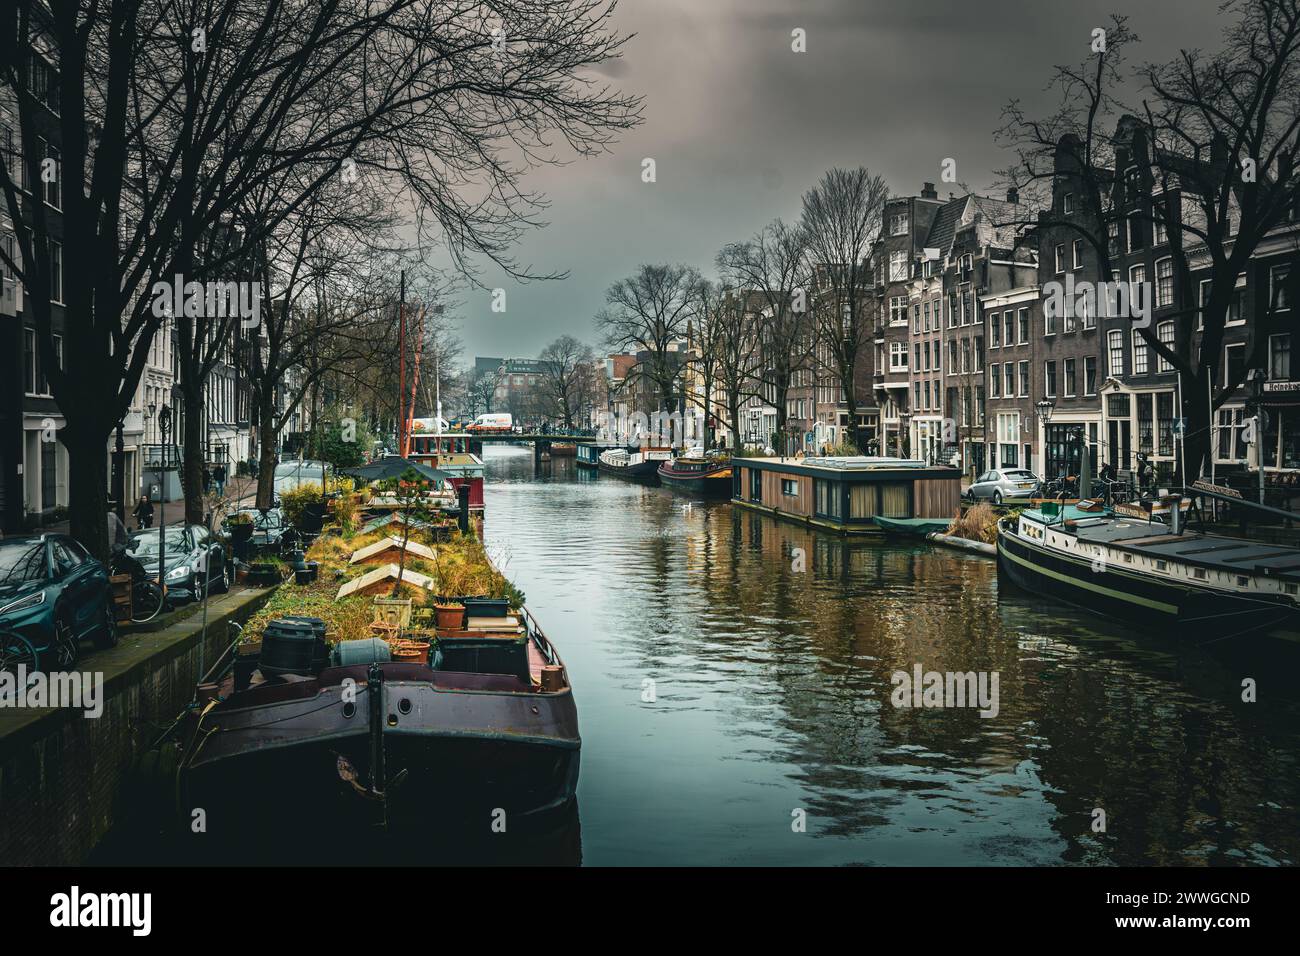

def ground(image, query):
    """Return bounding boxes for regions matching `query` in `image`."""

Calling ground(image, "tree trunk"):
[64,425,111,561]
[180,380,206,525]
[1182,369,1212,484]
[256,397,278,510]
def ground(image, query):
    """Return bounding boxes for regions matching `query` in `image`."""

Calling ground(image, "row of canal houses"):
[781,118,1297,487]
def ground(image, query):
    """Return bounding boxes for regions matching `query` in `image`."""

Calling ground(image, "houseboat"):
[730,456,962,534]
[657,455,732,499]
[164,604,579,847]
[997,502,1300,639]
[576,443,620,470]
[597,446,671,483]
[409,423,485,514]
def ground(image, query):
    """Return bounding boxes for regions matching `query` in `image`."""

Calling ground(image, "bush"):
[946,502,1010,544]
[280,482,324,530]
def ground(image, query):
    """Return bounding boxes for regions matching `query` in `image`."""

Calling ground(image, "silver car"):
[965,468,1040,504]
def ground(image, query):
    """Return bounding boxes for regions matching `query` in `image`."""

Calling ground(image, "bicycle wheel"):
[131,580,165,623]
[0,631,38,677]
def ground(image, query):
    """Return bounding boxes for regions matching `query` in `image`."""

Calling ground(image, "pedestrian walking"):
[214,464,226,497]
[133,495,154,530]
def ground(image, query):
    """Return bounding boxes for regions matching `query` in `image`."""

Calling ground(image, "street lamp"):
[1246,368,1268,504]
[1036,400,1055,478]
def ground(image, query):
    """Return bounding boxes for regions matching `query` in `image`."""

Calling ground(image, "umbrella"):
[342,455,451,484]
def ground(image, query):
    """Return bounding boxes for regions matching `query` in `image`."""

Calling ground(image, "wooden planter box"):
[373,597,413,629]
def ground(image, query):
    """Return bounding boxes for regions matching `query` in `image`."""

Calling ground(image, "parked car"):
[0,534,117,672]
[965,468,1041,504]
[272,460,327,500]
[224,508,291,553]
[126,524,228,599]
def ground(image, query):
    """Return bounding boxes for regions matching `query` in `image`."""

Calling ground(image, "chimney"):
[921,182,938,200]
[1007,186,1019,204]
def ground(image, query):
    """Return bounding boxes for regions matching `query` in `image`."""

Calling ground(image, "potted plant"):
[434,601,465,631]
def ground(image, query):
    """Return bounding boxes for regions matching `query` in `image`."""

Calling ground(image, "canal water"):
[484,445,1300,866]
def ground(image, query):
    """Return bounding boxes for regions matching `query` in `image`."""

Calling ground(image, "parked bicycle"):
[108,513,165,624]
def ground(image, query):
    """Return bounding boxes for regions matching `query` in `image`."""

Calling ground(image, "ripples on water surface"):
[485,446,1300,866]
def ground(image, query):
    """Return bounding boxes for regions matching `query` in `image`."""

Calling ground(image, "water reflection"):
[490,446,1300,866]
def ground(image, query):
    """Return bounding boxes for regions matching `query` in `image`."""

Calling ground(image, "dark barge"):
[596,446,670,483]
[657,456,733,499]
[169,606,579,844]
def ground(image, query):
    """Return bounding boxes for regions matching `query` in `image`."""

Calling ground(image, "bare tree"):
[536,335,596,430]
[0,0,640,556]
[997,5,1300,478]
[800,168,890,452]
[595,263,702,442]
[717,219,812,447]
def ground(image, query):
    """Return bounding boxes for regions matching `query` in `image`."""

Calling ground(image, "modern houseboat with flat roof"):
[575,442,620,470]
[997,501,1300,639]
[730,456,962,534]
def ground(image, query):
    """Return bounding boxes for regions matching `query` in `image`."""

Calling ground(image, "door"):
[51,539,96,637]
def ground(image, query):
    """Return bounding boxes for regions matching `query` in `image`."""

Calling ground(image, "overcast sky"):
[449,0,1226,362]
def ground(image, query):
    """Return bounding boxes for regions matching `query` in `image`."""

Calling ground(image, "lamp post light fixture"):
[1035,400,1054,426]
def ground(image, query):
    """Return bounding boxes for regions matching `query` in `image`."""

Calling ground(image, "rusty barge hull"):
[179,663,580,839]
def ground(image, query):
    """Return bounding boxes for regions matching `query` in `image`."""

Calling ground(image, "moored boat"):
[169,604,579,846]
[597,446,670,483]
[576,443,619,469]
[997,503,1300,639]
[657,455,732,498]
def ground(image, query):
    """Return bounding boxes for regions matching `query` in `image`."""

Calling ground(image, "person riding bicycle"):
[133,495,154,530]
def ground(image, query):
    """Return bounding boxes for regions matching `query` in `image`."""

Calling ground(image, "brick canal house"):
[1033,134,1108,483]
[872,183,945,456]
[1099,117,1299,486]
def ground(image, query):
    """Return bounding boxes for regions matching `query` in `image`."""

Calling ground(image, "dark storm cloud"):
[454,0,1224,360]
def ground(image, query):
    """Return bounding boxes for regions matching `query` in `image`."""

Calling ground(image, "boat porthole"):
[398,698,412,715]
[387,714,398,726]
[342,702,356,719]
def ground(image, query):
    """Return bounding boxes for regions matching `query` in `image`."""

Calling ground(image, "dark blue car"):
[0,535,117,673]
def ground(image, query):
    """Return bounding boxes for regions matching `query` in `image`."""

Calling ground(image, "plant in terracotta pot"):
[434,601,465,631]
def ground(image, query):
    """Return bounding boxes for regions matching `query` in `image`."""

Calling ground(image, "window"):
[913,303,921,332]
[1064,358,1076,397]
[1271,263,1292,311]
[1004,364,1015,397]
[1217,407,1248,460]
[973,336,982,372]
[1004,311,1015,346]
[1084,356,1097,396]
[1155,258,1173,308]
[1072,239,1084,270]
[889,251,907,282]
[1018,361,1029,397]
[1157,321,1175,373]
[1154,216,1167,246]
[1270,333,1291,380]
[989,363,1000,398]
[44,142,59,209]
[1063,192,1074,215]
[923,300,930,331]
[1224,343,1245,388]
[889,296,908,325]
[990,313,1000,347]
[1107,221,1121,257]
[24,327,38,394]
[889,341,908,372]
[1108,330,1125,376]
[1,230,15,280]
[947,340,957,376]
[1054,243,1065,274]
[891,213,909,236]
[1157,391,1174,456]
[1017,308,1029,343]
[1133,329,1149,374]
[781,479,798,497]
[1044,361,1057,397]
[49,240,62,303]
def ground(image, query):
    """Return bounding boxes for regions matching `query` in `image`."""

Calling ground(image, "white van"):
[273,459,327,498]
[469,413,513,432]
